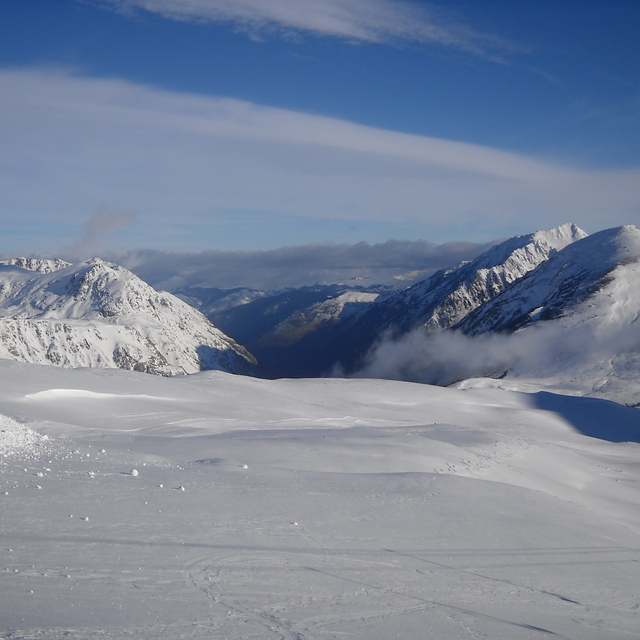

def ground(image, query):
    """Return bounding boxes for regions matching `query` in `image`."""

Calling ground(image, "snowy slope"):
[389,222,587,332]
[0,259,256,375]
[1,361,639,639]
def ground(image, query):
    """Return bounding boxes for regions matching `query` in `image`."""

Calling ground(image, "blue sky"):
[1,0,639,257]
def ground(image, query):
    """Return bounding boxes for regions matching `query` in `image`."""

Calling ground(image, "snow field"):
[1,360,639,639]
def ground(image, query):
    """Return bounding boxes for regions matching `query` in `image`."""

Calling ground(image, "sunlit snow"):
[1,360,639,639]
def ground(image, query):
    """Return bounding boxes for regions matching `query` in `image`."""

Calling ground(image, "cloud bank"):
[353,320,640,388]
[113,239,494,291]
[99,0,512,58]
[1,67,639,253]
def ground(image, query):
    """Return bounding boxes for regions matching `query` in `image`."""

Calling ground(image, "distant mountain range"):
[1,223,638,405]
[202,283,391,377]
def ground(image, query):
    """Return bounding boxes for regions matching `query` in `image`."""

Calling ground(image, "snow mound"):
[0,414,50,458]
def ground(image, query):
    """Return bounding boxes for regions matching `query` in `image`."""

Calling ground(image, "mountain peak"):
[599,224,640,259]
[536,224,640,274]
[0,258,256,375]
[531,222,587,243]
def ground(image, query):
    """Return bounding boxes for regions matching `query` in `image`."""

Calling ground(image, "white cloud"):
[100,0,512,57]
[1,67,639,252]
[352,321,640,388]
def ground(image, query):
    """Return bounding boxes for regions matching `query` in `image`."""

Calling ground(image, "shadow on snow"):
[533,391,640,443]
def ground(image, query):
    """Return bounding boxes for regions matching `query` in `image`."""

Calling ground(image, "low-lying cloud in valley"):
[354,320,640,388]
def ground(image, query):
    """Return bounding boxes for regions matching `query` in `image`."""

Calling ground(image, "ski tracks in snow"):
[184,546,585,640]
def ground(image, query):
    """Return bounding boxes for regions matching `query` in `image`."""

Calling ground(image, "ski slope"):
[1,360,639,639]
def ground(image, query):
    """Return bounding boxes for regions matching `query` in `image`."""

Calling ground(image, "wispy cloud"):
[1,67,639,253]
[97,0,515,59]
[66,209,137,260]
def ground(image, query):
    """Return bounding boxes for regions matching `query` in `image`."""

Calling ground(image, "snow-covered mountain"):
[388,222,587,332]
[457,225,640,334]
[0,258,256,375]
[454,225,640,405]
[0,257,70,273]
[328,223,587,374]
[352,225,640,405]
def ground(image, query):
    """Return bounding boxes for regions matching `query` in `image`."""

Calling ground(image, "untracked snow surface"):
[1,359,640,639]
